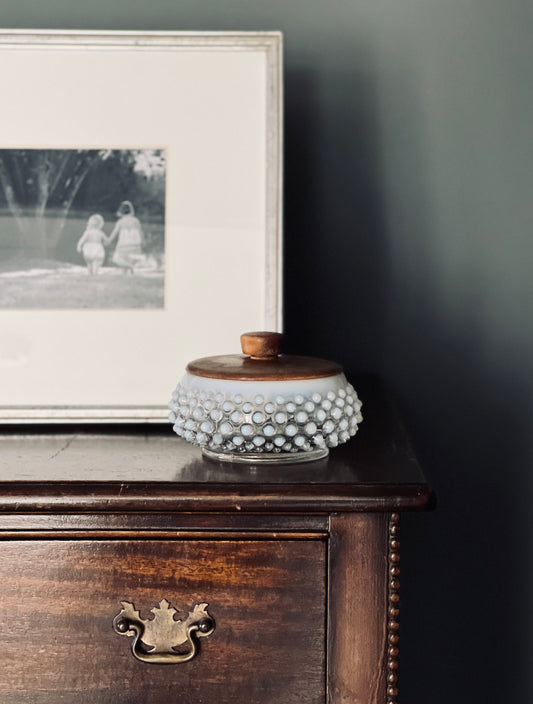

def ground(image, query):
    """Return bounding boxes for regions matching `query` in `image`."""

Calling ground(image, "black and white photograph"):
[0,148,166,309]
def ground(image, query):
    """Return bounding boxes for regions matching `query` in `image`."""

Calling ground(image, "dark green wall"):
[4,2,532,701]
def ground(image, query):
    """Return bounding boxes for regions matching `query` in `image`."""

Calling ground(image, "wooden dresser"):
[0,378,431,704]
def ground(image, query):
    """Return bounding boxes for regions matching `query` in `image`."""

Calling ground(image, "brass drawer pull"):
[113,598,215,664]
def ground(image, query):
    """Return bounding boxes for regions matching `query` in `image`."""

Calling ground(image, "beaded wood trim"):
[387,512,401,704]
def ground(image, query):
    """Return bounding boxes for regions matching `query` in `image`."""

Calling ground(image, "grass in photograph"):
[0,211,165,309]
[0,268,164,309]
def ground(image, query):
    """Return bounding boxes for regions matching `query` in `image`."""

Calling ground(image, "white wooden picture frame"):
[0,30,283,422]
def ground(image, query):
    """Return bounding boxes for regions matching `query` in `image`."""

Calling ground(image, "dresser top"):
[0,377,432,513]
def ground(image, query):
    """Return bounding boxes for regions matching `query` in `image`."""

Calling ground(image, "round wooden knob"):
[240,331,283,359]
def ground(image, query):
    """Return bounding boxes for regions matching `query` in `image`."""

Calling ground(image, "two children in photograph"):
[76,201,145,275]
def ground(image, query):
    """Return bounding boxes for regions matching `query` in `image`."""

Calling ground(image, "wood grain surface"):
[0,513,329,534]
[0,539,326,704]
[328,513,389,704]
[186,353,341,380]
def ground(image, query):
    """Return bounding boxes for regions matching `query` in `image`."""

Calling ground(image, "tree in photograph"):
[0,149,108,257]
[74,149,166,220]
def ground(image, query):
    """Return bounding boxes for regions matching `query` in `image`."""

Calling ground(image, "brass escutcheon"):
[113,598,215,664]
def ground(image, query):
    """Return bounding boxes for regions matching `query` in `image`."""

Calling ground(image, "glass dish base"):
[201,447,329,465]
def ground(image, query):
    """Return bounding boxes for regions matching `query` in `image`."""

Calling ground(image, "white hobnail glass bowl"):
[168,332,363,464]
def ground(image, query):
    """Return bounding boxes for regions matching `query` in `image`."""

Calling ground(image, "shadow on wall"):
[395,337,531,704]
[282,60,532,704]
[282,61,388,371]
[376,54,533,703]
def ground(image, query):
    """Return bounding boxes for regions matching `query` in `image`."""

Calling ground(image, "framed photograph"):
[0,30,282,422]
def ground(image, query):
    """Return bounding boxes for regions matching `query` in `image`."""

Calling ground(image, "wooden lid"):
[186,332,342,381]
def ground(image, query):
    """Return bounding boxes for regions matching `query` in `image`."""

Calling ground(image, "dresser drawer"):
[0,539,326,704]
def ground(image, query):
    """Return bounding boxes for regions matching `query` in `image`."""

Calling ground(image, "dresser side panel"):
[328,513,389,703]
